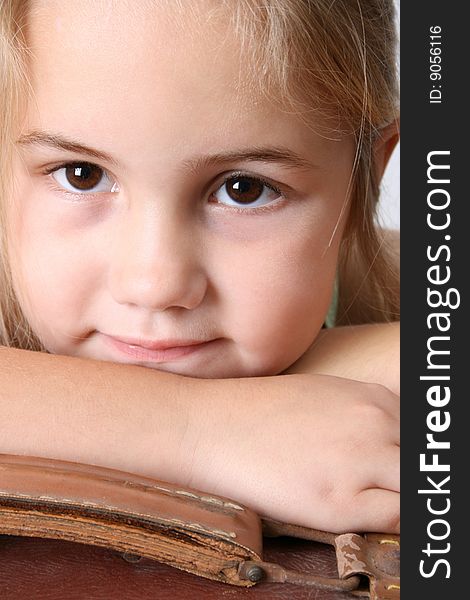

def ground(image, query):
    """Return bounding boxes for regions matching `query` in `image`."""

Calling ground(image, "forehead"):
[28,0,237,61]
[26,1,254,119]
[25,1,279,160]
[23,0,352,171]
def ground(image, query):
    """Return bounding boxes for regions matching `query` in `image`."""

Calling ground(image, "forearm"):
[0,346,400,533]
[0,347,219,486]
[284,322,400,395]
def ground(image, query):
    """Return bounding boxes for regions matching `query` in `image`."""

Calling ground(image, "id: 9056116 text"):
[429,26,442,104]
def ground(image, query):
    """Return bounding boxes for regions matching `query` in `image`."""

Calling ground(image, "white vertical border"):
[376,0,400,230]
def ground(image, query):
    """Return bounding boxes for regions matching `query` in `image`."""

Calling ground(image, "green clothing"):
[325,278,339,328]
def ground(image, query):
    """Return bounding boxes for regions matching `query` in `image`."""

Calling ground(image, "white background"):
[378,143,400,230]
[377,0,400,231]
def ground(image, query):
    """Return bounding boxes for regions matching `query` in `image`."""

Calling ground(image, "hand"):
[188,374,399,534]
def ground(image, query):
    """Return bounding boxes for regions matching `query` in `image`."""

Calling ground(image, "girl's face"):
[9,1,355,378]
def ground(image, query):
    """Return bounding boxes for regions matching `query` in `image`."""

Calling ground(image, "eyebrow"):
[182,148,316,172]
[17,131,120,167]
[17,130,316,172]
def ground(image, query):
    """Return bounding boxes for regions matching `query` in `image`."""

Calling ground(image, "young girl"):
[0,0,400,535]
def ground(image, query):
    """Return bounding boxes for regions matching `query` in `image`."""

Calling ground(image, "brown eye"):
[65,163,103,190]
[213,175,281,208]
[226,177,264,204]
[51,162,117,194]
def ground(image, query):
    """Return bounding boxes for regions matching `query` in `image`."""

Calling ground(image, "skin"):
[1,346,399,533]
[287,321,400,395]
[1,0,400,533]
[10,0,355,379]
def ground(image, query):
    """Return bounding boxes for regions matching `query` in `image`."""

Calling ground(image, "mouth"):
[100,333,221,363]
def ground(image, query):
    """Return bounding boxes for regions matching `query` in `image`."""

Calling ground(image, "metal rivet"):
[122,552,142,563]
[246,565,265,582]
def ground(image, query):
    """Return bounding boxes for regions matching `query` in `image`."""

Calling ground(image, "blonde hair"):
[0,0,35,348]
[0,0,399,350]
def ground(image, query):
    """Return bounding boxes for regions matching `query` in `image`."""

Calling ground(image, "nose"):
[108,203,208,311]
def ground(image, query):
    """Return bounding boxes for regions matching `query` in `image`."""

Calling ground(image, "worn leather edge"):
[0,454,262,586]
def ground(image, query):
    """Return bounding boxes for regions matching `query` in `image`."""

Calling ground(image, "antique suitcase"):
[0,454,400,599]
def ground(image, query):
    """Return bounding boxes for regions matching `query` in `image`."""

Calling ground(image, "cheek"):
[216,222,340,372]
[7,201,100,345]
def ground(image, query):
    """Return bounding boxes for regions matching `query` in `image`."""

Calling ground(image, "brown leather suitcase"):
[0,455,400,599]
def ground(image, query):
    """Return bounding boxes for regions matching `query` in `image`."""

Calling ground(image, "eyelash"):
[42,162,116,202]
[41,162,288,213]
[211,171,286,214]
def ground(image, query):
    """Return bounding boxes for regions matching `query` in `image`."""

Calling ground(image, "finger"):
[350,488,400,533]
[369,387,400,422]
[361,411,399,446]
[387,417,400,446]
[360,444,399,492]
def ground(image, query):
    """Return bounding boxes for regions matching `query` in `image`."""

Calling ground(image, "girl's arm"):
[0,344,399,534]
[284,322,400,395]
[0,347,201,485]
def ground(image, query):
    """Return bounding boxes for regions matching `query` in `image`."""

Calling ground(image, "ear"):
[373,119,400,182]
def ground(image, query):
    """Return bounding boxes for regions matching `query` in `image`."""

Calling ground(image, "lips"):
[101,333,219,363]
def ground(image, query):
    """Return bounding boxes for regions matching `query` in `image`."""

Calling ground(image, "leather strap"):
[0,454,399,597]
[256,519,400,598]
[334,533,400,599]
